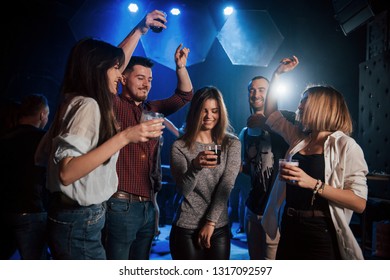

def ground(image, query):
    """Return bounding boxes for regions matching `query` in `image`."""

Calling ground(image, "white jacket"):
[262,111,368,259]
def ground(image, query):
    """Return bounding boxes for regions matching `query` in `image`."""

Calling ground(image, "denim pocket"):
[107,198,130,212]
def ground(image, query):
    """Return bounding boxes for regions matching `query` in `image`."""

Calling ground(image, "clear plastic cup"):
[140,110,164,122]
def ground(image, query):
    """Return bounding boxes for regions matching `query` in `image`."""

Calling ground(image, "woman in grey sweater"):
[169,86,241,259]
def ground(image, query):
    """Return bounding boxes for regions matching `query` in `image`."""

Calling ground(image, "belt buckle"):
[138,196,142,202]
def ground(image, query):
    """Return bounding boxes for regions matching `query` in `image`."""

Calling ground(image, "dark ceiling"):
[2,0,389,164]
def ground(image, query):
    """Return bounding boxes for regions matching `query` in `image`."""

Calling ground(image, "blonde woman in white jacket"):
[261,56,368,259]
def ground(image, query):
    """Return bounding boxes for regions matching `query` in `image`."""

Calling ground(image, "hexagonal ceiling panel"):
[217,10,284,67]
[141,1,217,70]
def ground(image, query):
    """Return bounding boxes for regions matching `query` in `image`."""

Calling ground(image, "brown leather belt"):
[112,191,151,202]
[286,207,329,218]
[51,192,80,208]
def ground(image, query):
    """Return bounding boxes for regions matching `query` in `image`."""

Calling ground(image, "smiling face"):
[200,98,220,131]
[122,64,152,105]
[248,78,269,113]
[107,63,122,95]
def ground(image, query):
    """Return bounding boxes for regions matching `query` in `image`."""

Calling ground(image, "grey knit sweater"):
[170,136,241,229]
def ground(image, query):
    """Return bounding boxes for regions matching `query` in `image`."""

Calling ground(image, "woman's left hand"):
[279,164,317,190]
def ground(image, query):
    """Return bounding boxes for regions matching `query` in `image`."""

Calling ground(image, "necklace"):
[305,138,313,152]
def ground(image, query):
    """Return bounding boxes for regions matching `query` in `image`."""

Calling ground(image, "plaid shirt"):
[114,89,193,198]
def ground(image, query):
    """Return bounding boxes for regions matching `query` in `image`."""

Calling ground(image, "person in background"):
[239,73,296,259]
[0,99,20,137]
[228,173,249,238]
[105,44,193,259]
[156,117,184,231]
[262,56,368,259]
[0,94,50,259]
[169,86,241,260]
[34,10,166,260]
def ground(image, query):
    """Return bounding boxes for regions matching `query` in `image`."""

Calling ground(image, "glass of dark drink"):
[205,144,221,165]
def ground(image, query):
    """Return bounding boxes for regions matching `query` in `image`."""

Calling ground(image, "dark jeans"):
[170,224,231,260]
[1,212,49,259]
[276,214,341,260]
[104,198,156,260]
[48,203,106,260]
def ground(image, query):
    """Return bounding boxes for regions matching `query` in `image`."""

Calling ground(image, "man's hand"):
[137,10,167,34]
[175,44,190,69]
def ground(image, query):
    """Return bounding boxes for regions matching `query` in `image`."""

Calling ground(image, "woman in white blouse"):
[262,56,368,259]
[35,10,167,259]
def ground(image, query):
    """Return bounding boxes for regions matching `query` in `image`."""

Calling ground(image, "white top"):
[44,96,118,206]
[262,111,368,259]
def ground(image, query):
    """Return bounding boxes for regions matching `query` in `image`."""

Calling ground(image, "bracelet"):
[317,181,326,195]
[311,179,322,206]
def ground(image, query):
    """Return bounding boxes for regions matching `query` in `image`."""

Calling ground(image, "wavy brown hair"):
[181,86,235,151]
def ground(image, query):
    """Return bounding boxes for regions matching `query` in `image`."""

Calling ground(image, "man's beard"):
[252,103,264,113]
[132,92,148,102]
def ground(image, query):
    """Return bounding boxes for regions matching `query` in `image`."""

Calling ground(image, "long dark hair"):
[181,86,235,151]
[53,38,124,145]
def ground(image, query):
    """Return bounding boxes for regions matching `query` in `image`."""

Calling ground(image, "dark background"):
[2,0,389,168]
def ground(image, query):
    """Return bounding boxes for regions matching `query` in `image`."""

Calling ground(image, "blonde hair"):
[299,85,353,135]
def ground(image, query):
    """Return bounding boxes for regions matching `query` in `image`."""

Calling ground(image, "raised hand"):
[275,55,299,75]
[137,10,167,34]
[174,43,190,69]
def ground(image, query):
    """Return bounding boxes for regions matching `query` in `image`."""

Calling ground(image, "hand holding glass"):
[205,144,221,165]
[140,110,164,122]
[140,110,164,139]
[279,158,299,183]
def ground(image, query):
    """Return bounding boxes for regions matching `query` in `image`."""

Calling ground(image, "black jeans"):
[276,214,341,260]
[169,224,231,260]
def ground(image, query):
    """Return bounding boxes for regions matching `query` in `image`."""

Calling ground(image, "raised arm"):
[174,44,193,92]
[264,56,299,118]
[164,118,180,138]
[118,10,167,73]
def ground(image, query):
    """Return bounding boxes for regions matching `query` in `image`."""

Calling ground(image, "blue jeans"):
[48,203,106,260]
[11,212,49,259]
[244,207,279,260]
[104,198,156,260]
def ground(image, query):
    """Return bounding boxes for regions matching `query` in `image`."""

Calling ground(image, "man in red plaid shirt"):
[104,41,193,259]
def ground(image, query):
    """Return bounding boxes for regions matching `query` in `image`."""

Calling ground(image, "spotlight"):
[170,8,180,16]
[223,6,234,16]
[128,3,138,13]
[275,82,287,97]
